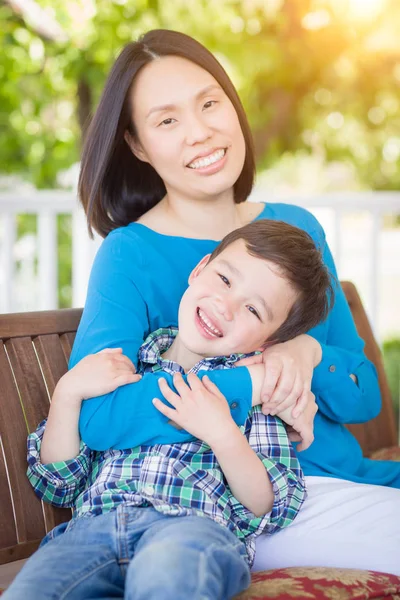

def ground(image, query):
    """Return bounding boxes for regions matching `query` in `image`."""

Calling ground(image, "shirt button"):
[230,401,239,409]
[329,365,336,373]
[144,485,155,496]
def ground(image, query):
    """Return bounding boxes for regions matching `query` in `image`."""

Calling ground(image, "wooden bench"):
[0,282,399,595]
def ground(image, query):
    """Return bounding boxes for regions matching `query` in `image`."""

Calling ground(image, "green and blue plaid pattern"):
[27,328,306,564]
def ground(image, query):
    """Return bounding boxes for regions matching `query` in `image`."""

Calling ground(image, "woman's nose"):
[185,115,212,146]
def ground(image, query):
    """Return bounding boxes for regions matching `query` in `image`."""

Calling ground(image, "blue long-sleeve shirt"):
[71,202,400,487]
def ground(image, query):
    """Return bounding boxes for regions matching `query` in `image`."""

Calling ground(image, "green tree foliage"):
[1,0,400,189]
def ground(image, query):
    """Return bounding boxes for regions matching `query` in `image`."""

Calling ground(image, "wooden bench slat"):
[0,441,18,550]
[34,334,70,398]
[0,343,46,546]
[0,309,82,339]
[5,338,50,432]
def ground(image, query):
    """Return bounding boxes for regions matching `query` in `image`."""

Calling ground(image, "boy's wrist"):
[207,422,242,453]
[53,375,83,408]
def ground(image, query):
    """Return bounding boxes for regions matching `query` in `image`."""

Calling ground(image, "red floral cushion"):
[234,568,400,599]
[2,568,400,598]
[370,446,400,462]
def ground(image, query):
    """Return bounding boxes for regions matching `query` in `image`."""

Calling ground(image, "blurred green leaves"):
[1,0,400,189]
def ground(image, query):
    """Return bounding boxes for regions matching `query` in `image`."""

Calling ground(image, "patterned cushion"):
[2,567,400,598]
[370,446,400,462]
[234,568,400,599]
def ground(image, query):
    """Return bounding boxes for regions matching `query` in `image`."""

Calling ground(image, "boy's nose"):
[214,297,234,321]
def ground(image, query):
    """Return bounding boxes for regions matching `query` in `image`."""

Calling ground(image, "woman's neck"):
[139,189,261,240]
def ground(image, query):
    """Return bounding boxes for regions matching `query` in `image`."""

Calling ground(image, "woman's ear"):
[124,130,149,163]
[188,254,211,285]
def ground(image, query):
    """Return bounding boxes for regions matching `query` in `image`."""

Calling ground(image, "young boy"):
[5,221,333,600]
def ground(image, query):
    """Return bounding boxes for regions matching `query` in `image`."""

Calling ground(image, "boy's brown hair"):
[209,219,334,345]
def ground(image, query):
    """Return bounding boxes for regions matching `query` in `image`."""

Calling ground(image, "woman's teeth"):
[188,149,225,169]
[198,308,223,337]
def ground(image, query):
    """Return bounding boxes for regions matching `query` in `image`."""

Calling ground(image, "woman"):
[72,30,399,573]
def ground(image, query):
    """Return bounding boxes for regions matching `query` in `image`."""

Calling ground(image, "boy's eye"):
[247,305,261,320]
[218,274,230,287]
[158,117,176,127]
[203,100,217,110]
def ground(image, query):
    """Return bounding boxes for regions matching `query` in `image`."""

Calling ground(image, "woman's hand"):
[59,348,141,404]
[236,334,322,418]
[276,391,318,452]
[152,372,236,446]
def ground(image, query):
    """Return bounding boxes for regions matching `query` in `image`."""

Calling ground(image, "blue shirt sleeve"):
[73,230,252,451]
[310,222,381,424]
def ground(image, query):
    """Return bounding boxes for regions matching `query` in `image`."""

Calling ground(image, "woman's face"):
[128,56,246,203]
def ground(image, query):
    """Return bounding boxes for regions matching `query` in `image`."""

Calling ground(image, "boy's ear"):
[124,130,149,164]
[188,254,211,285]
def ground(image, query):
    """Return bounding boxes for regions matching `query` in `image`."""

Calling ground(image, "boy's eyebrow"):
[218,259,274,322]
[145,84,222,119]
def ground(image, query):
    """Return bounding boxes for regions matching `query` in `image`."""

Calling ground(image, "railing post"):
[38,212,58,310]
[72,204,101,308]
[0,213,16,312]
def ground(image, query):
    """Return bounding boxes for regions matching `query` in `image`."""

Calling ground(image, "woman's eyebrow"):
[145,84,222,119]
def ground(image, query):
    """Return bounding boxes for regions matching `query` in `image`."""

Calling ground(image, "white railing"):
[0,191,101,312]
[0,189,400,340]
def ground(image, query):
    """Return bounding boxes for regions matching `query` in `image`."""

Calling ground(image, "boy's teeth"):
[188,149,225,169]
[198,309,222,337]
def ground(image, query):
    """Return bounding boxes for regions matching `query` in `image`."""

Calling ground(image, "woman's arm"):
[310,236,381,423]
[42,348,139,463]
[74,230,254,451]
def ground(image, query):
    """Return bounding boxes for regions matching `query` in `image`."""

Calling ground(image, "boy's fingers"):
[114,354,137,371]
[158,378,181,407]
[152,398,176,420]
[98,347,123,355]
[186,372,203,391]
[173,372,190,396]
[201,375,224,398]
[115,373,141,387]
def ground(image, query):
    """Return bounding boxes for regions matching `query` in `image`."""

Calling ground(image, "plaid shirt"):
[27,327,306,565]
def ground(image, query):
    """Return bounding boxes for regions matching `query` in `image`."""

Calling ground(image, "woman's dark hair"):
[78,29,256,238]
[209,220,335,344]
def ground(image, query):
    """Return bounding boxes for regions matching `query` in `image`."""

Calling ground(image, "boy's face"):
[178,240,299,357]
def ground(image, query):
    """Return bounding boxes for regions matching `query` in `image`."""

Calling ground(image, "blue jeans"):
[4,505,250,600]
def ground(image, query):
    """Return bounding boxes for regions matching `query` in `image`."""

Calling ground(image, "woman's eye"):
[219,274,230,287]
[247,305,260,320]
[159,118,176,127]
[203,100,217,110]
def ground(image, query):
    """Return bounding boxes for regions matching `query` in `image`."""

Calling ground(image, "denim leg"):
[125,513,251,600]
[3,512,125,600]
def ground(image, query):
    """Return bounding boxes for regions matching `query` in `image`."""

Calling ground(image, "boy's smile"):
[163,240,299,372]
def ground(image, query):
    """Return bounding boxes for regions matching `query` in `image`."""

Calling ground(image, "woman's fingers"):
[268,374,303,415]
[265,362,296,407]
[261,358,283,403]
[234,354,263,367]
[292,385,311,419]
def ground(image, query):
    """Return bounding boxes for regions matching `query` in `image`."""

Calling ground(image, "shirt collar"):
[138,327,247,373]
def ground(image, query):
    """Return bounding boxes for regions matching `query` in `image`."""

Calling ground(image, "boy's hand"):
[152,372,236,446]
[58,348,141,403]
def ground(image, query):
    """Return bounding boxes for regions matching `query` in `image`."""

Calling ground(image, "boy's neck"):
[162,334,205,373]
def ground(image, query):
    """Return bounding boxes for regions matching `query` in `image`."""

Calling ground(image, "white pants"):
[253,476,400,576]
